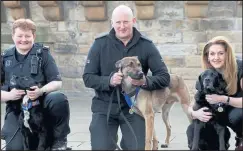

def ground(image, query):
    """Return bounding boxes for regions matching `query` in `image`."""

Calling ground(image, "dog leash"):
[107,87,138,150]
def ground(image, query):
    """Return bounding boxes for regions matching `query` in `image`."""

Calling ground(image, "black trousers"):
[186,106,242,150]
[1,92,71,150]
[89,107,145,150]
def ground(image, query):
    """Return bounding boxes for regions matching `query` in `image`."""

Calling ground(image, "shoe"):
[51,137,67,150]
[235,136,243,150]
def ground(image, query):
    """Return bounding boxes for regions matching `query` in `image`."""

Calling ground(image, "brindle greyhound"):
[115,56,192,150]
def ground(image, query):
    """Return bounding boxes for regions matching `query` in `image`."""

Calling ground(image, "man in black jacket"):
[82,5,170,150]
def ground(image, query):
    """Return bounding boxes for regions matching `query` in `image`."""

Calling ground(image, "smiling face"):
[207,44,226,70]
[111,5,136,41]
[12,28,35,53]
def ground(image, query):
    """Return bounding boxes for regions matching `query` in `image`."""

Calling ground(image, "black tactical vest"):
[2,43,49,91]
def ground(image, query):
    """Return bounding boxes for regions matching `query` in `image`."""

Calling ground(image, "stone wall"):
[1,1,242,99]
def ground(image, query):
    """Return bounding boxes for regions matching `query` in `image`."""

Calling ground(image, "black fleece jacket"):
[82,27,170,113]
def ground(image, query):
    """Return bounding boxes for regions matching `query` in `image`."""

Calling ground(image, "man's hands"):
[9,88,26,101]
[26,86,43,100]
[110,72,123,87]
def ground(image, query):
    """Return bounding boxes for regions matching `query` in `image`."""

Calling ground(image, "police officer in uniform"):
[83,5,170,149]
[1,19,70,150]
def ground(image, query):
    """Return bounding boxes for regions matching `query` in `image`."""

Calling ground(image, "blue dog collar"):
[22,100,40,111]
[122,87,140,114]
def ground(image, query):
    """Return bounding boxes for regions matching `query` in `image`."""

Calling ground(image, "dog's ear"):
[195,75,203,91]
[217,73,227,93]
[115,59,122,69]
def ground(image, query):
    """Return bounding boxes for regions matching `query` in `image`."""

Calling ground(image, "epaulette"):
[1,46,15,57]
[43,45,50,51]
[141,35,152,42]
[95,32,109,40]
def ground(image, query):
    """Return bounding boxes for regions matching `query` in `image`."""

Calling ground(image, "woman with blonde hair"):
[186,36,242,150]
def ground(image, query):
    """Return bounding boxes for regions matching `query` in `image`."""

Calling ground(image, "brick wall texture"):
[1,1,242,99]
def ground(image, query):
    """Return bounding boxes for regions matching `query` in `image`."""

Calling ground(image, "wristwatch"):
[226,96,230,105]
[40,87,47,96]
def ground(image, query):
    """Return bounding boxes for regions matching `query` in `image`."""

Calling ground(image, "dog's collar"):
[122,87,140,113]
[22,100,40,110]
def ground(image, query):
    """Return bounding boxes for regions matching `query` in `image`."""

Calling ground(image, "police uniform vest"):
[2,43,49,91]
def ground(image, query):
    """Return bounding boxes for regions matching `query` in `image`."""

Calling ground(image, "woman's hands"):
[205,94,228,104]
[192,107,212,122]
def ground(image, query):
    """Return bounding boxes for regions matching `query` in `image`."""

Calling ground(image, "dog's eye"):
[128,61,133,66]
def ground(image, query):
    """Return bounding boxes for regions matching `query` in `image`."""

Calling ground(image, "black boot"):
[235,136,243,150]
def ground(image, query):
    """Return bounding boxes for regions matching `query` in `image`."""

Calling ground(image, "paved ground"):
[1,93,237,150]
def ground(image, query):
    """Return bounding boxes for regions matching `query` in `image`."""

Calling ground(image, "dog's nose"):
[138,71,144,78]
[205,78,210,83]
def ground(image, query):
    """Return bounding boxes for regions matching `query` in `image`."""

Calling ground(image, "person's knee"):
[44,92,69,115]
[4,131,23,150]
[44,92,68,107]
[228,108,242,126]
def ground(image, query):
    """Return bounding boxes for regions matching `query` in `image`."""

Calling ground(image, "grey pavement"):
[1,93,237,150]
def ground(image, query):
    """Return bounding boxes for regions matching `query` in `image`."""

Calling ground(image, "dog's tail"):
[175,75,192,123]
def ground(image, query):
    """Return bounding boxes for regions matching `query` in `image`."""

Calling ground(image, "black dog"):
[10,76,47,150]
[191,68,229,150]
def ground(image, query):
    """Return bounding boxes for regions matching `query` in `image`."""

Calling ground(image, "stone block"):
[3,1,30,20]
[136,5,155,20]
[77,32,95,45]
[207,31,242,43]
[170,67,203,80]
[42,6,63,21]
[90,21,111,34]
[59,66,83,78]
[37,1,58,7]
[235,18,242,30]
[156,1,184,19]
[183,31,207,43]
[81,1,104,7]
[79,22,92,32]
[1,34,14,43]
[10,8,26,20]
[54,43,78,54]
[163,56,185,67]
[69,4,86,21]
[157,44,197,56]
[57,21,66,31]
[207,1,235,18]
[157,32,182,43]
[1,23,11,34]
[135,1,155,6]
[185,55,202,68]
[199,19,235,31]
[55,53,87,67]
[84,6,107,21]
[185,4,208,18]
[3,1,21,8]
[79,45,90,54]
[176,19,199,31]
[37,1,64,21]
